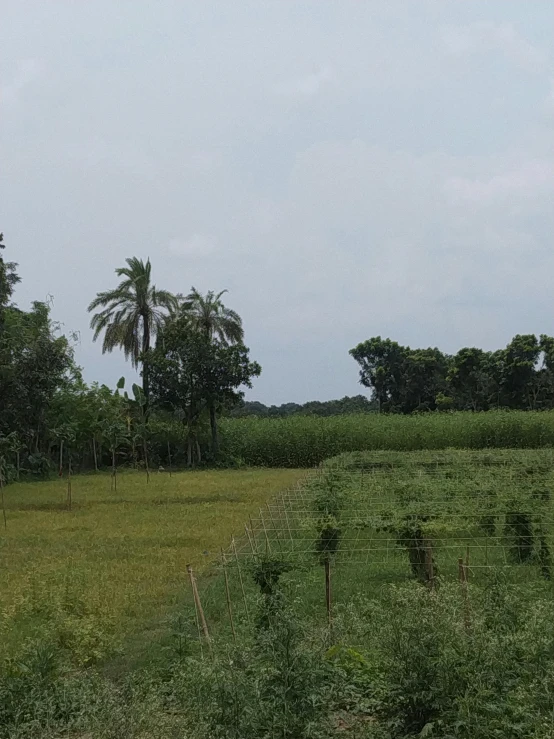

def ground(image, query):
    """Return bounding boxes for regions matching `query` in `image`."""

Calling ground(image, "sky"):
[2,1,554,405]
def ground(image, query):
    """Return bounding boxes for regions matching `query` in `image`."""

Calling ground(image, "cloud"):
[2,58,43,106]
[445,159,554,204]
[441,22,548,72]
[275,65,335,97]
[168,234,217,258]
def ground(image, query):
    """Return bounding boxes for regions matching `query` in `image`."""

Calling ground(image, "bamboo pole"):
[245,525,256,554]
[232,537,249,620]
[267,503,283,551]
[282,495,293,543]
[67,451,72,511]
[424,539,435,590]
[458,556,471,632]
[325,558,332,628]
[260,508,271,552]
[0,471,6,529]
[187,564,210,642]
[221,549,236,642]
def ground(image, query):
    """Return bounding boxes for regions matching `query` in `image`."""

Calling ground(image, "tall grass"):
[220,410,554,467]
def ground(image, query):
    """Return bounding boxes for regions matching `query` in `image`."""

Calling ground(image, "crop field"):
[187,448,554,645]
[0,467,305,665]
[220,410,554,466]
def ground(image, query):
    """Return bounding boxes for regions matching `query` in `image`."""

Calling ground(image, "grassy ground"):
[0,467,305,664]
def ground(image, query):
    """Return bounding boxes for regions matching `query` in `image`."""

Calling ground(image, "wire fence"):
[182,452,554,646]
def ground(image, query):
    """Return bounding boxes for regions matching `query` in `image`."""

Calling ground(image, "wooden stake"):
[424,539,435,590]
[325,558,332,627]
[67,452,72,511]
[92,436,98,472]
[260,508,271,552]
[282,495,293,542]
[249,516,257,552]
[0,471,6,529]
[111,447,116,492]
[458,556,471,632]
[245,525,256,554]
[187,564,210,642]
[143,438,150,484]
[232,537,249,620]
[167,440,172,477]
[267,503,283,551]
[58,439,64,477]
[221,549,236,642]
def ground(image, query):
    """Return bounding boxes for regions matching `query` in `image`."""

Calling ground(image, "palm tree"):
[88,257,177,401]
[181,287,244,344]
[181,288,244,455]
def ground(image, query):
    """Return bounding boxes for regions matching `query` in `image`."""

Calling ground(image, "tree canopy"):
[350,335,554,413]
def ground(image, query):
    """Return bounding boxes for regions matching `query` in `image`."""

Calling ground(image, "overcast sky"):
[2,2,554,404]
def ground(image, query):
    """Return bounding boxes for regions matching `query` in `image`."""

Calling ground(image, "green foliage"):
[177,608,333,739]
[231,394,378,418]
[350,334,554,413]
[219,410,554,467]
[149,316,260,465]
[88,256,178,399]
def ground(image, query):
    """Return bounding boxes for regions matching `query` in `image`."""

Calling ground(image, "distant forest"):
[230,395,377,418]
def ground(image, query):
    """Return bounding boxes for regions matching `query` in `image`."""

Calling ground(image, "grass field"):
[4,452,554,737]
[0,468,305,665]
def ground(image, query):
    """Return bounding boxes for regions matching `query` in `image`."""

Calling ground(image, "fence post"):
[221,549,236,642]
[458,556,471,632]
[325,558,332,627]
[245,525,256,554]
[187,564,210,643]
[67,453,72,511]
[424,539,435,590]
[282,494,293,543]
[260,508,272,552]
[232,537,249,620]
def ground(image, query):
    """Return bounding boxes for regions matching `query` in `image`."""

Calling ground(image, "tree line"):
[231,395,377,418]
[0,234,260,478]
[350,335,554,413]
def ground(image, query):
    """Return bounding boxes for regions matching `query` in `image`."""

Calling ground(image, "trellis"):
[186,451,554,645]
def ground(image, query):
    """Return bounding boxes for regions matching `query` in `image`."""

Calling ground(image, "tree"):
[180,288,244,452]
[350,337,408,412]
[0,232,21,341]
[181,287,244,344]
[88,257,177,401]
[0,301,76,453]
[501,334,541,410]
[149,317,261,465]
[447,348,501,411]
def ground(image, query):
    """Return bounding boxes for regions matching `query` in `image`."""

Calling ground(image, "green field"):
[0,468,305,665]
[5,451,554,738]
[220,410,554,465]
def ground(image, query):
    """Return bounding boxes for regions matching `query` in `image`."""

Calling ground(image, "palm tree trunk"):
[142,313,151,411]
